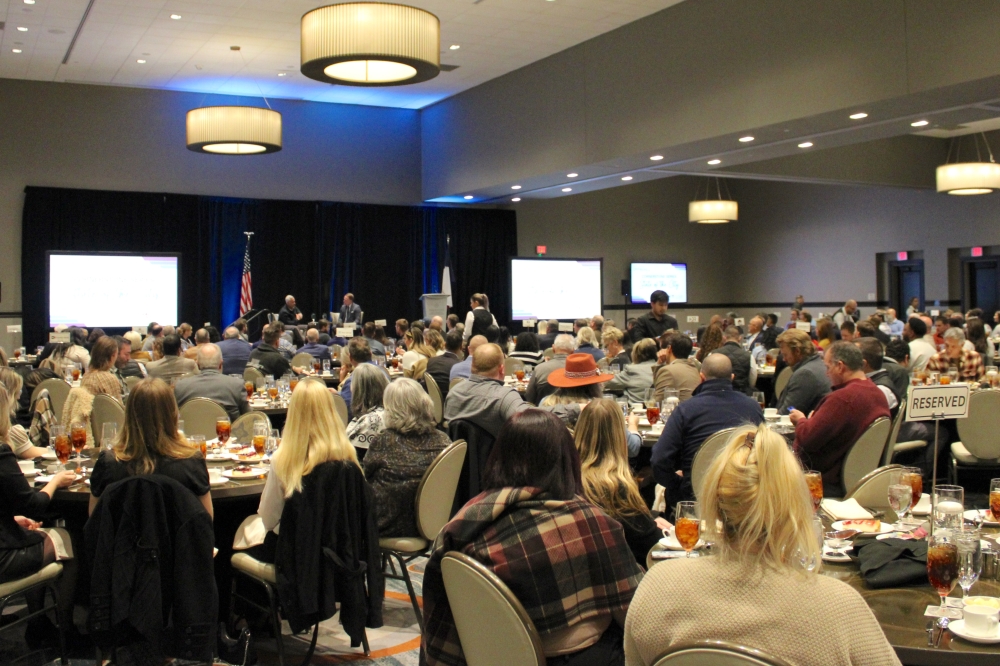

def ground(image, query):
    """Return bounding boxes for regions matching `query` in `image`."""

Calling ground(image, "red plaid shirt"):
[925,349,984,382]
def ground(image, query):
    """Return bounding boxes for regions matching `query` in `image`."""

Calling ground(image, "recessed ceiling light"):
[849,112,868,120]
[277,72,287,76]
[23,0,35,4]
[707,159,721,165]
[449,44,460,50]
[911,120,929,127]
[798,142,813,148]
[650,155,664,161]
[170,14,182,20]
[137,59,146,63]
[463,195,474,200]
[12,49,22,53]
[511,185,521,190]
[567,173,578,178]
[738,136,755,143]
[562,187,572,192]
[511,197,521,202]
[17,27,28,32]
[621,176,633,181]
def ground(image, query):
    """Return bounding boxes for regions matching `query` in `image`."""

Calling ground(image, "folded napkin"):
[853,538,928,589]
[821,498,873,521]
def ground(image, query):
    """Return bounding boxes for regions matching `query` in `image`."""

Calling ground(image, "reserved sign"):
[49,332,70,342]
[374,319,387,326]
[523,319,537,328]
[335,327,353,338]
[558,322,574,332]
[795,321,811,331]
[907,383,970,421]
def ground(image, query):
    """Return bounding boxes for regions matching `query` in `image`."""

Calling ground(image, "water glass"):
[267,428,280,455]
[101,422,118,452]
[887,469,913,530]
[189,434,207,457]
[643,387,657,408]
[957,531,983,599]
[322,359,331,374]
[610,363,620,375]
[934,485,965,531]
[798,515,824,572]
[177,419,185,437]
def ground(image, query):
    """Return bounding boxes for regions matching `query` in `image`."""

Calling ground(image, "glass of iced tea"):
[70,421,87,465]
[675,501,700,557]
[515,369,525,382]
[245,381,255,399]
[268,384,279,404]
[190,434,207,457]
[939,374,951,385]
[990,478,1000,522]
[52,425,71,465]
[646,402,661,426]
[391,357,399,370]
[927,533,962,619]
[313,359,321,374]
[804,470,822,513]
[71,364,81,382]
[289,377,298,392]
[216,417,231,445]
[902,467,922,522]
[12,348,20,359]
[253,422,267,456]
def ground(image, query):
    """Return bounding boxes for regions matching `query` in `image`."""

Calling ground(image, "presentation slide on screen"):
[631,263,687,304]
[511,259,602,320]
[49,254,179,327]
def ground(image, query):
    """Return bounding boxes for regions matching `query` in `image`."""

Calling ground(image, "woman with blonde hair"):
[0,368,48,460]
[575,325,605,362]
[249,379,359,562]
[575,399,667,565]
[88,378,212,518]
[624,424,900,666]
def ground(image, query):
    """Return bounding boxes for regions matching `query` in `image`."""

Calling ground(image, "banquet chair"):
[448,420,495,514]
[91,394,125,442]
[290,352,315,369]
[950,389,1000,484]
[178,398,229,440]
[838,417,891,498]
[0,563,66,664]
[243,366,264,387]
[441,551,544,666]
[232,411,272,443]
[773,367,792,401]
[34,378,70,424]
[331,392,349,426]
[424,375,444,425]
[883,399,926,466]
[652,641,793,666]
[300,375,326,387]
[381,440,467,632]
[844,464,903,510]
[542,348,554,360]
[504,357,525,376]
[690,428,737,500]
[124,376,143,394]
[329,344,342,358]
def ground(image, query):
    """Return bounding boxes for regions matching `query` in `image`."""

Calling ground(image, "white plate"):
[949,619,1000,644]
[831,520,894,535]
[206,452,237,461]
[658,533,706,551]
[40,450,56,460]
[20,469,39,477]
[34,474,81,485]
[209,477,228,486]
[223,467,268,479]
[966,509,1000,527]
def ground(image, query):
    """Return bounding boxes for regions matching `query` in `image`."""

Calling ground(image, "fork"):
[935,617,950,648]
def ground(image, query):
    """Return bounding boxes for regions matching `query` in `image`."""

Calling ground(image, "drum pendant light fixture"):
[689,177,738,224]
[300,3,440,86]
[936,133,1000,195]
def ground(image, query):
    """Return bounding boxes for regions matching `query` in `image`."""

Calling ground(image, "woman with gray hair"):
[361,378,451,537]
[345,363,389,456]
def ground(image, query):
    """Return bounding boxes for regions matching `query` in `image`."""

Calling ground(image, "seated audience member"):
[449,335,486,383]
[85,328,106,351]
[426,330,463,399]
[315,319,332,345]
[761,313,781,351]
[444,343,533,437]
[145,334,199,385]
[625,424,900,666]
[967,317,995,359]
[815,318,837,349]
[111,335,145,385]
[173,344,251,422]
[524,333,576,405]
[362,322,386,356]
[246,379,360,563]
[298,328,332,362]
[744,316,768,363]
[362,378,451,537]
[832,299,859,326]
[576,399,668,564]
[423,410,643,666]
[884,308,905,336]
[903,317,936,372]
[590,315,605,334]
[218,326,252,375]
[784,309,800,330]
[855,338,901,414]
[509,332,544,367]
[789,342,890,495]
[482,323,501,344]
[122,331,145,361]
[775,329,831,416]
[573,318,590,335]
[65,327,91,369]
[446,314,460,332]
[713,326,754,394]
[401,328,436,373]
[78,336,125,403]
[859,318,890,346]
[394,319,410,351]
[345,363,388,453]
[249,325,292,379]
[232,318,249,342]
[839,319,856,343]
[575,326,605,362]
[933,315,948,346]
[177,323,194,351]
[882,339,911,399]
[193,327,210,347]
[926,327,985,382]
[1,370,49,460]
[696,323,725,363]
[340,337,385,415]
[15,367,57,430]
[89,378,213,519]
[277,323,301,358]
[0,384,80,648]
[540,353,614,429]
[631,290,679,342]
[536,319,560,351]
[606,338,659,403]
[278,294,303,326]
[652,354,764,505]
[142,324,164,352]
[602,326,632,368]
[653,334,701,402]
[405,330,443,381]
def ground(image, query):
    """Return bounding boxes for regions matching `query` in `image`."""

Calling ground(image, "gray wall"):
[0,78,422,314]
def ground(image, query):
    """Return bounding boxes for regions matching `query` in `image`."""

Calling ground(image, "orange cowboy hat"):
[548,353,614,388]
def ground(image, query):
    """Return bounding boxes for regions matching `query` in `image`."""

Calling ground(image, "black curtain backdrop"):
[21,186,516,346]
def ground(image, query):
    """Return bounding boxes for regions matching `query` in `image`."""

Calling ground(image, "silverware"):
[926,619,936,647]
[935,617,950,648]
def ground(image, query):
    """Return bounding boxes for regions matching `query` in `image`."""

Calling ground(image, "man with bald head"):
[524,333,576,404]
[299,327,332,361]
[444,343,533,437]
[833,299,859,326]
[652,353,764,505]
[450,334,488,382]
[218,325,252,375]
[174,343,251,421]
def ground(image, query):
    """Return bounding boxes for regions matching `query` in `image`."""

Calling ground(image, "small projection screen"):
[510,258,603,320]
[630,262,688,304]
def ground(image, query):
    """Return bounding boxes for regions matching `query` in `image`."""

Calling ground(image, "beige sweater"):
[624,557,901,666]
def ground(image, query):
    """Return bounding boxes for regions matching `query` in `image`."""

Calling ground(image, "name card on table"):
[49,332,70,343]
[558,322,574,332]
[374,319,387,326]
[335,327,354,338]
[930,310,940,317]
[6,325,21,333]
[523,319,537,328]
[734,318,745,326]
[687,315,699,323]
[132,326,148,335]
[907,383,970,421]
[796,321,811,331]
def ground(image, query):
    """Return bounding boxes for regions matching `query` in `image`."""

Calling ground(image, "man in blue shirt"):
[450,334,488,382]
[218,326,252,375]
[298,328,331,361]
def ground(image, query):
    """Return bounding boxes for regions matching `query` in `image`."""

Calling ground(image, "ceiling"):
[0,0,686,109]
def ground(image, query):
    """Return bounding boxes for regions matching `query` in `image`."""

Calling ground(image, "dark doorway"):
[889,260,924,315]
[964,257,1000,315]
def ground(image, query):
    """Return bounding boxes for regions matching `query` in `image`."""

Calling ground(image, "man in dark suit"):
[631,290,679,342]
[536,320,560,351]
[427,330,463,399]
[174,344,251,422]
[218,326,252,375]
[249,324,291,379]
[713,326,754,395]
[278,295,302,326]
[145,334,199,385]
[339,292,362,324]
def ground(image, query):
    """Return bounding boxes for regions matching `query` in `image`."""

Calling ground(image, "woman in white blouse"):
[345,363,389,456]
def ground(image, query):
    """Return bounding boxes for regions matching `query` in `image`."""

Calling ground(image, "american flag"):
[239,235,253,316]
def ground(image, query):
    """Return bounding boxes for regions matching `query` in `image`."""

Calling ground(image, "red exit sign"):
[896,251,908,261]
[536,245,547,255]
[972,246,984,257]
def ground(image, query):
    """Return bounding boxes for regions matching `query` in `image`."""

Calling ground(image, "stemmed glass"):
[798,514,824,572]
[804,470,823,513]
[190,434,207,457]
[901,467,922,525]
[52,425,71,467]
[927,532,962,619]
[101,422,118,453]
[252,422,268,457]
[216,417,231,447]
[70,422,87,471]
[887,469,913,531]
[957,531,983,600]
[267,428,280,456]
[990,478,1000,521]
[675,501,700,558]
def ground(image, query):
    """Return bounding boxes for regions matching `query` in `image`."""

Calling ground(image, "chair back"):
[840,417,892,496]
[957,390,1000,459]
[503,357,524,376]
[448,420,496,514]
[243,366,265,387]
[773,367,792,400]
[178,398,229,439]
[652,641,793,666]
[424,376,444,425]
[883,399,907,466]
[542,348,554,360]
[844,464,903,509]
[34,378,70,423]
[232,411,272,443]
[291,352,315,369]
[330,344,343,358]
[91,394,125,442]
[124,376,143,394]
[331,392,349,427]
[440,552,544,666]
[690,428,737,499]
[415,441,468,540]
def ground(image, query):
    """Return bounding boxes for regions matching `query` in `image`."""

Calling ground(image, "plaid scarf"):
[29,389,55,449]
[420,487,643,666]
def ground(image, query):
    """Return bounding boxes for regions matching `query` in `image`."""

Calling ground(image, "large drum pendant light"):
[936,133,1000,195]
[186,106,282,155]
[689,178,738,224]
[300,3,440,86]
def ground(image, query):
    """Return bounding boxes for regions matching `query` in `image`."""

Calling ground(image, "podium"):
[420,294,449,321]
